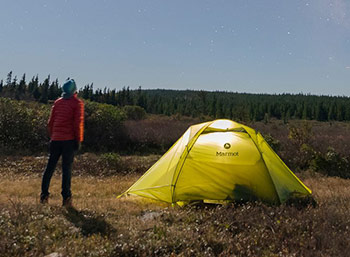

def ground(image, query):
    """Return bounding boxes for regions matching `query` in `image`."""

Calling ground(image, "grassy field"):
[1,155,350,257]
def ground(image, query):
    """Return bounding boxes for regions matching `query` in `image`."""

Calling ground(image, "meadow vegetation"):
[3,97,349,178]
[1,96,350,256]
[1,155,350,256]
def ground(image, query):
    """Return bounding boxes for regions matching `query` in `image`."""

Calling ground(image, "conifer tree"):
[336,103,345,121]
[39,75,50,103]
[16,73,26,99]
[48,79,60,100]
[136,86,146,108]
[316,102,328,121]
[126,86,132,105]
[302,102,309,120]
[328,102,337,121]
[6,71,12,86]
[10,75,17,94]
[209,95,217,117]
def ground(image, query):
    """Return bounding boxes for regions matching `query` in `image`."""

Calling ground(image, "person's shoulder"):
[72,95,84,106]
[54,97,64,104]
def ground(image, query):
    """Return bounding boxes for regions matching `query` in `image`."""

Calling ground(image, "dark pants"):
[41,140,75,200]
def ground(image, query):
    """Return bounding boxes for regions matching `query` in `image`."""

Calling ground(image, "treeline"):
[0,72,61,103]
[125,89,350,122]
[2,71,350,122]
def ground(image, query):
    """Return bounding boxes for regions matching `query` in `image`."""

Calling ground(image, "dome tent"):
[120,119,311,205]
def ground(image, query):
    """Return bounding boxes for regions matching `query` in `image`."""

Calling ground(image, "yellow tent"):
[120,119,311,205]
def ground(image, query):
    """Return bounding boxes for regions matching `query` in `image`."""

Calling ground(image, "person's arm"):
[74,100,84,143]
[47,104,56,138]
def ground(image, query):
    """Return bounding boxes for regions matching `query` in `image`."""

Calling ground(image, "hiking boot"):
[62,197,73,208]
[40,195,49,204]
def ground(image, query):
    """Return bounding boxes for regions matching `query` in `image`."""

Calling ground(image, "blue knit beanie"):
[62,79,77,99]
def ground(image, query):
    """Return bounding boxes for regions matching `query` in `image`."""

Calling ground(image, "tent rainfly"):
[119,119,311,205]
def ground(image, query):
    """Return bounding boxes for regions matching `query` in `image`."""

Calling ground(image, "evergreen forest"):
[1,71,350,122]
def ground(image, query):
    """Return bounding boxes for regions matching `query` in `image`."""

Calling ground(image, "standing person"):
[40,79,84,207]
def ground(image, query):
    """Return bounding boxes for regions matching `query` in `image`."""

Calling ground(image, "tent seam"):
[245,129,281,204]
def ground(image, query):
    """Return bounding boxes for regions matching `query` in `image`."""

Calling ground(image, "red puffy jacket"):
[48,94,84,142]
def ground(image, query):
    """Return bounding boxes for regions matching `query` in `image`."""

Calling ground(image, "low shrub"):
[0,98,131,154]
[0,98,49,154]
[99,152,121,170]
[310,147,350,179]
[288,122,313,147]
[262,133,281,152]
[73,101,128,152]
[123,105,146,120]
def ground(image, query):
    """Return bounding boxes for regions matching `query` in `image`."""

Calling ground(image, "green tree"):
[316,102,328,121]
[10,75,17,94]
[209,95,217,117]
[39,76,50,104]
[6,71,12,86]
[48,79,60,100]
[328,102,337,121]
[16,73,26,99]
[0,80,3,94]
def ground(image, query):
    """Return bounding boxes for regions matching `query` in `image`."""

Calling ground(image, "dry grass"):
[1,157,350,256]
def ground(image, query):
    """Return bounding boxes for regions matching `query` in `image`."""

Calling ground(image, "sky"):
[1,0,350,95]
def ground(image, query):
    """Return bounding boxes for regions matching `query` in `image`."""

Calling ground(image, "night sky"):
[1,0,349,95]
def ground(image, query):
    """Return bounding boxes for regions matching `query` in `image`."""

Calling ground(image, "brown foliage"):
[124,115,201,153]
[251,120,350,177]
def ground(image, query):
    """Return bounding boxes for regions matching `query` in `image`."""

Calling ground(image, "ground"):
[1,155,350,256]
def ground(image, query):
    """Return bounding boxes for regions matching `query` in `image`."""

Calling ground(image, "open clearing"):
[1,156,350,256]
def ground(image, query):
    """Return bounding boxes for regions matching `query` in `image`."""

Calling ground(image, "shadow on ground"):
[63,207,117,236]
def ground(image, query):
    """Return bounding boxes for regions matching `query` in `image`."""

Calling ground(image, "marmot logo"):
[224,143,231,149]
[216,151,239,157]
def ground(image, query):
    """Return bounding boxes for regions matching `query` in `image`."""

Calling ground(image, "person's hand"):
[74,141,81,152]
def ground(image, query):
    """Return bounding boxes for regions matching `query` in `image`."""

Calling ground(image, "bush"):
[123,105,146,120]
[99,152,121,170]
[0,98,49,153]
[0,98,131,154]
[262,133,281,152]
[84,101,129,152]
[288,122,313,147]
[310,147,350,178]
[286,122,315,170]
